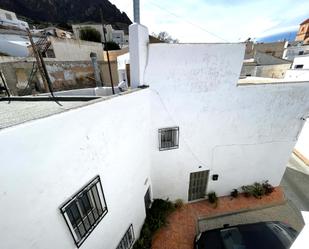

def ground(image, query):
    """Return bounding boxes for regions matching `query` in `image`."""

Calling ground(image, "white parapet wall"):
[144,42,309,200]
[0,90,151,249]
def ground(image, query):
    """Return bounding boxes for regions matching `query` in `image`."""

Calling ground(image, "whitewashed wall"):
[295,120,309,162]
[0,90,151,249]
[145,43,309,200]
[292,55,309,69]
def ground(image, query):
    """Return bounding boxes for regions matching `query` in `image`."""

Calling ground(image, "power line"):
[146,1,229,42]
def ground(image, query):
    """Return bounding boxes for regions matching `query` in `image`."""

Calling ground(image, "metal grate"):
[116,224,135,249]
[60,176,108,248]
[158,127,179,151]
[188,170,209,201]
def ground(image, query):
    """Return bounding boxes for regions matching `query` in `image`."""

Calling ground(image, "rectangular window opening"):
[295,64,304,69]
[159,127,179,151]
[60,176,108,248]
[5,13,12,20]
[116,224,135,249]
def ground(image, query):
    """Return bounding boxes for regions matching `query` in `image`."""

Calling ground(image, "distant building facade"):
[72,24,128,47]
[295,18,309,45]
[245,41,288,59]
[241,50,291,78]
[0,8,29,31]
[283,43,309,61]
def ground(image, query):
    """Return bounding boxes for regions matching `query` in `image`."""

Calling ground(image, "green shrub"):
[80,27,101,42]
[262,180,274,195]
[133,199,175,249]
[242,182,269,199]
[174,199,184,209]
[104,41,120,51]
[231,189,239,198]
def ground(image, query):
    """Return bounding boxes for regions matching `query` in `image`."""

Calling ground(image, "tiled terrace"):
[152,187,285,249]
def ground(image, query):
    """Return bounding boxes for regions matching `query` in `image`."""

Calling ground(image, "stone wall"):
[0,58,119,96]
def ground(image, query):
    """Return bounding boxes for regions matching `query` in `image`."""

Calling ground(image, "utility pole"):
[100,9,115,94]
[27,29,49,92]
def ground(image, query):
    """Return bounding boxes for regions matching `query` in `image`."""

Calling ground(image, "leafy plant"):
[231,189,239,198]
[174,199,184,209]
[80,27,101,43]
[133,199,175,249]
[241,185,253,197]
[242,182,267,199]
[104,41,120,50]
[207,192,218,206]
[262,180,274,195]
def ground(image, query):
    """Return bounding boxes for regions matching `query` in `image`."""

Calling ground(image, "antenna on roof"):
[133,0,140,24]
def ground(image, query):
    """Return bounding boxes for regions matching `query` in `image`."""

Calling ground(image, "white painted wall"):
[145,43,309,200]
[283,45,309,61]
[0,90,151,249]
[117,52,130,82]
[129,24,149,88]
[0,34,30,56]
[285,69,309,81]
[292,55,309,69]
[0,8,29,30]
[295,120,309,161]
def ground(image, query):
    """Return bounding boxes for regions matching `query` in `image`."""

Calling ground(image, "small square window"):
[116,224,135,249]
[5,13,12,20]
[159,127,179,151]
[298,51,304,55]
[60,176,108,247]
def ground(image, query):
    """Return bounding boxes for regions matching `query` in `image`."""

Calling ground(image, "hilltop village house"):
[1,23,309,249]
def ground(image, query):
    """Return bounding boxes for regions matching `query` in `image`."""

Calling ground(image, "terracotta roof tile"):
[300,18,309,25]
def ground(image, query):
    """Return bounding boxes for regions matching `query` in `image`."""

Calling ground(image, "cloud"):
[110,0,309,43]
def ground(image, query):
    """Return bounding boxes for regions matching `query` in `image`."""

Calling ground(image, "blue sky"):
[110,0,309,42]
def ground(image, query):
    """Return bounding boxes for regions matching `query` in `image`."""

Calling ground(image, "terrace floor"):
[152,187,286,249]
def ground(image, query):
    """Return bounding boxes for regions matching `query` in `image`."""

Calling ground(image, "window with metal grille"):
[60,176,108,248]
[158,127,179,151]
[116,224,135,249]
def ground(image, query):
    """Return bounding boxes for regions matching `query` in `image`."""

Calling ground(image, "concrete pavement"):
[281,154,309,211]
[198,201,304,233]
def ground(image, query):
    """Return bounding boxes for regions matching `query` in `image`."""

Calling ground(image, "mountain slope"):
[0,0,132,30]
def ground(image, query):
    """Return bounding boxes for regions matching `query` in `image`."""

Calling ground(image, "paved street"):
[198,201,305,233]
[281,154,309,211]
[198,154,309,235]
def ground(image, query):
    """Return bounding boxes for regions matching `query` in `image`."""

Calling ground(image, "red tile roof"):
[300,18,309,25]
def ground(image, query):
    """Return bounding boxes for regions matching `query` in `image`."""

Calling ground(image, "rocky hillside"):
[0,0,132,31]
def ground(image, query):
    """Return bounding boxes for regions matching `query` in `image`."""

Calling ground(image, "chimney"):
[133,0,140,24]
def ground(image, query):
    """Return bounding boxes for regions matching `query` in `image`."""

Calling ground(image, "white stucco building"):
[285,54,309,81]
[283,44,309,61]
[72,24,128,47]
[1,23,309,249]
[0,8,29,30]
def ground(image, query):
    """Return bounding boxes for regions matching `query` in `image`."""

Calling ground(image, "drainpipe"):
[90,52,103,87]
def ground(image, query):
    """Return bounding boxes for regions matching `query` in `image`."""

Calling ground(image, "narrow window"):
[116,224,135,249]
[295,64,304,69]
[144,187,152,210]
[60,176,108,247]
[159,127,179,151]
[298,51,304,55]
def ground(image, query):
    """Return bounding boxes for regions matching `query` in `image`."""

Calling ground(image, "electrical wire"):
[146,1,229,42]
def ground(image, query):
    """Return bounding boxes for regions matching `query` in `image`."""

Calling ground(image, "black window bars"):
[158,127,179,151]
[116,224,135,249]
[60,175,108,247]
